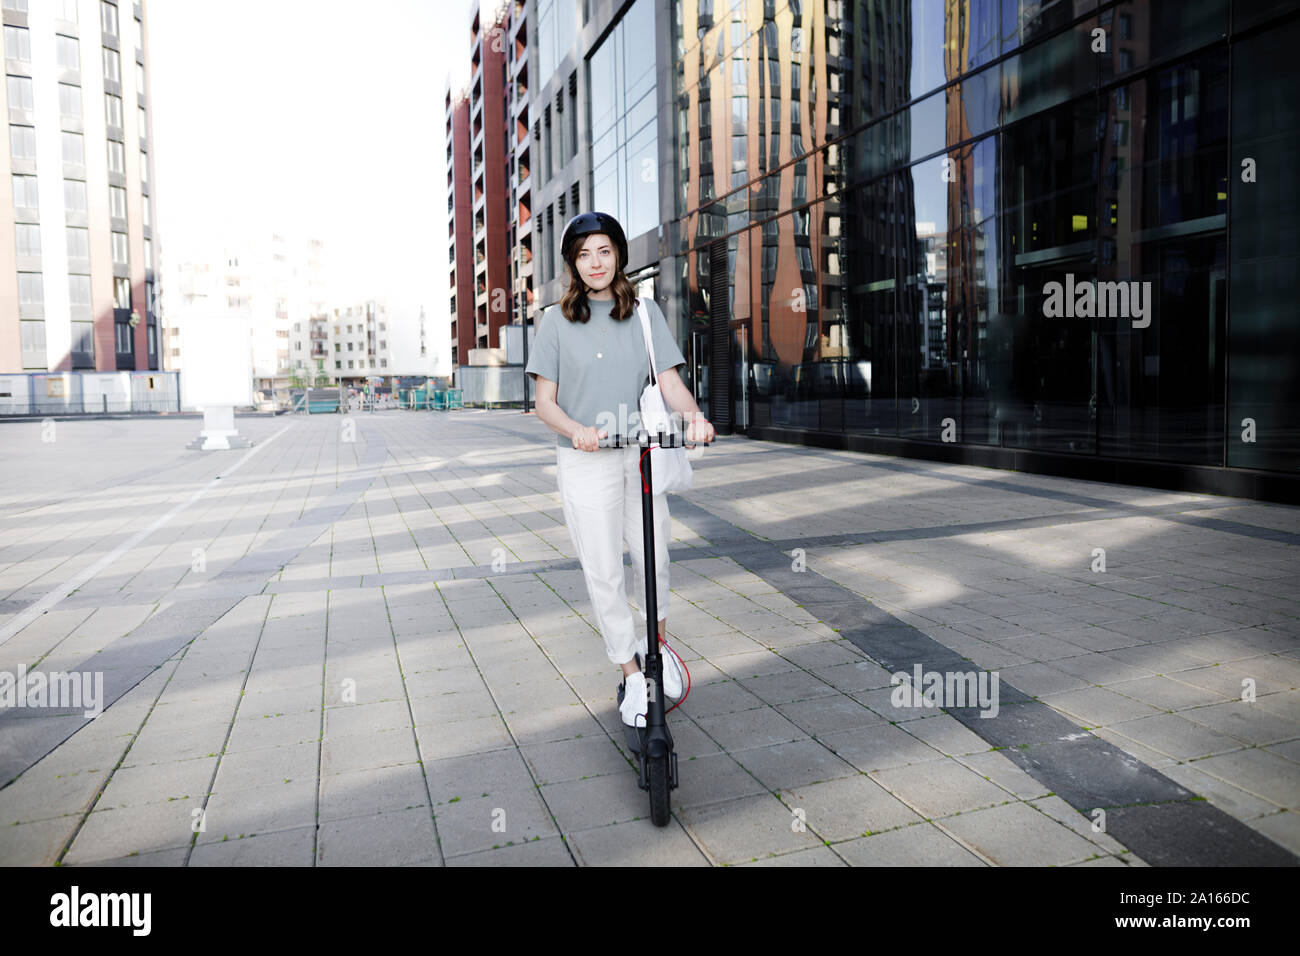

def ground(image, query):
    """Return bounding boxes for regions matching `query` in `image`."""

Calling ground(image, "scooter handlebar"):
[597,430,716,449]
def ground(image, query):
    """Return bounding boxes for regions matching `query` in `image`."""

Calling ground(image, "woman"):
[525,211,716,728]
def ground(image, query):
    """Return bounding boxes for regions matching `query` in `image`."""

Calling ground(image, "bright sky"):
[149,0,478,324]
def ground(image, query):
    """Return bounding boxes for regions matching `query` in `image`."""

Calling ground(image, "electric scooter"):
[598,426,713,826]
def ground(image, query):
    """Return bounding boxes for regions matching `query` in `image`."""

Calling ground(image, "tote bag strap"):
[636,298,659,387]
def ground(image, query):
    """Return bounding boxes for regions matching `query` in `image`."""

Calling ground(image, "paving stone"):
[671,750,767,809]
[833,823,987,866]
[1189,748,1300,809]
[903,713,994,756]
[940,801,1104,865]
[519,735,633,785]
[1179,700,1299,746]
[739,845,848,866]
[64,801,197,863]
[1104,713,1248,761]
[190,826,315,866]
[567,820,710,866]
[67,846,190,867]
[1157,763,1280,820]
[433,789,559,856]
[97,757,217,808]
[870,759,1015,819]
[695,706,808,752]
[196,779,317,840]
[0,815,81,866]
[731,738,858,791]
[537,771,645,832]
[415,714,513,761]
[776,773,923,841]
[225,710,322,753]
[318,762,431,822]
[447,835,576,866]
[678,792,824,864]
[677,680,764,718]
[818,723,946,773]
[1245,810,1300,857]
[323,699,414,738]
[775,692,887,736]
[994,662,1092,698]
[317,806,440,866]
[1039,686,1164,727]
[214,741,318,791]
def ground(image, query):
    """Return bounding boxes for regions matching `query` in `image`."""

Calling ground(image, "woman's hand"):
[685,415,715,445]
[572,425,606,452]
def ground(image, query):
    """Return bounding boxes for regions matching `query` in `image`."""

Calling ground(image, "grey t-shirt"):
[525,296,687,448]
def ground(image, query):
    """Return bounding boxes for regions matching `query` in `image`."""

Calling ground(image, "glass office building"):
[668,0,1300,501]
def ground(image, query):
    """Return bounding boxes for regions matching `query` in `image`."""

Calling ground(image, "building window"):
[142,198,150,227]
[144,238,152,270]
[18,272,43,305]
[59,82,81,117]
[139,150,148,185]
[7,75,34,111]
[105,93,123,128]
[4,25,31,62]
[103,46,120,84]
[134,17,143,51]
[12,173,39,210]
[3,1,31,13]
[69,274,92,314]
[64,179,87,212]
[66,226,89,259]
[100,1,118,36]
[138,106,146,139]
[136,60,144,91]
[111,231,128,265]
[107,139,124,174]
[15,222,40,256]
[113,275,130,308]
[62,130,84,164]
[58,0,77,21]
[114,321,131,353]
[21,319,47,368]
[110,184,127,218]
[57,34,80,71]
[9,124,35,161]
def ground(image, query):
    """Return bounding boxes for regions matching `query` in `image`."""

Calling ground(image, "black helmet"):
[560,211,628,272]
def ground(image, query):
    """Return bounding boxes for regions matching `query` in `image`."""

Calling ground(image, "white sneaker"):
[619,672,647,728]
[636,641,684,700]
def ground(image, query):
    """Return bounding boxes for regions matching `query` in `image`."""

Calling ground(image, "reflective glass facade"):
[667,0,1300,497]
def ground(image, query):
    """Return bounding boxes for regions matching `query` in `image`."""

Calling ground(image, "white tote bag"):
[636,298,694,494]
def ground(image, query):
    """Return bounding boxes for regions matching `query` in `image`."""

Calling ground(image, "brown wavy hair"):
[559,239,638,323]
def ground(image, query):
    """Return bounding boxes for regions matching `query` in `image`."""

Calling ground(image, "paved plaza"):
[0,409,1297,866]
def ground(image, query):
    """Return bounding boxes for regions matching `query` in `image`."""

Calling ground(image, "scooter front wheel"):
[647,753,671,826]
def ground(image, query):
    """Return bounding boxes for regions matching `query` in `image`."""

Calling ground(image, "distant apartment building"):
[310,300,391,385]
[170,233,326,394]
[1,0,160,373]
[445,0,525,376]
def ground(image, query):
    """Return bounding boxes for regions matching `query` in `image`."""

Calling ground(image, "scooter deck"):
[616,653,675,755]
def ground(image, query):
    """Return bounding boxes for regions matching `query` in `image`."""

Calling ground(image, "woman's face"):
[573,233,617,293]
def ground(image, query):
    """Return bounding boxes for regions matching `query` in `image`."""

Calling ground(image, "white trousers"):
[556,443,672,666]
